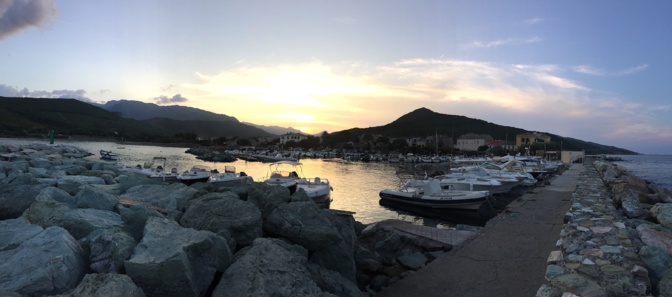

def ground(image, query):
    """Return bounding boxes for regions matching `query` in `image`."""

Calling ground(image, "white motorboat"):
[208,165,253,187]
[178,165,216,185]
[99,149,118,161]
[119,157,179,182]
[379,179,489,210]
[447,166,520,194]
[414,174,504,194]
[264,161,332,208]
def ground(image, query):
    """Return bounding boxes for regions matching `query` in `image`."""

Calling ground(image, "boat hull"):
[379,189,487,210]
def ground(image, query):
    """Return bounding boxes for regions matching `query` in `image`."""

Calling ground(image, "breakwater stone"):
[537,157,672,296]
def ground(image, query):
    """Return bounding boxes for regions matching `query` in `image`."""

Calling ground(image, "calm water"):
[611,155,672,192]
[1,138,453,226]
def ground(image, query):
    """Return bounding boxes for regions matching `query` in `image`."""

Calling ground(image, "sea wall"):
[537,156,672,297]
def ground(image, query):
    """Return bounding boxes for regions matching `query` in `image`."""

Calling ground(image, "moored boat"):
[379,179,489,210]
[207,165,253,187]
[264,160,332,208]
[99,149,118,161]
[178,165,217,185]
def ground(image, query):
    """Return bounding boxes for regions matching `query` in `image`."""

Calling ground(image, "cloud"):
[573,65,604,76]
[0,0,58,41]
[461,37,541,49]
[0,83,94,102]
[154,94,189,104]
[522,17,544,25]
[617,64,648,75]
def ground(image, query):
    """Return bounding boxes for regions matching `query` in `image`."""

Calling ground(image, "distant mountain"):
[328,107,637,155]
[102,100,238,122]
[242,122,303,135]
[0,97,273,140]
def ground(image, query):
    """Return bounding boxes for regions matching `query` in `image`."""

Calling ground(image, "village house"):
[515,132,552,149]
[455,133,493,151]
[279,132,308,145]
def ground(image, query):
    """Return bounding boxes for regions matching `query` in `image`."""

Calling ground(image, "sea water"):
[611,154,672,192]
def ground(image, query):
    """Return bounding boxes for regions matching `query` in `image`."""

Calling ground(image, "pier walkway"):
[376,163,583,297]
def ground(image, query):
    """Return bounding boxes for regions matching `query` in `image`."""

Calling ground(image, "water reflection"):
[1,138,507,226]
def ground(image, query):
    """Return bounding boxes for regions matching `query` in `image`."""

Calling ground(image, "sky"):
[1,0,671,154]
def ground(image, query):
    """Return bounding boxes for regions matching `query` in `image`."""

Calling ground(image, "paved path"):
[376,163,584,297]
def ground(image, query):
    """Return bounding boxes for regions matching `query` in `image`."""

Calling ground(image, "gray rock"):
[51,164,87,175]
[309,210,357,281]
[0,218,44,252]
[264,201,342,251]
[397,252,428,270]
[81,228,138,273]
[0,183,48,219]
[0,226,87,296]
[307,262,367,297]
[23,199,72,227]
[638,245,672,288]
[28,167,49,177]
[53,273,146,297]
[60,208,125,239]
[74,185,120,211]
[57,175,106,195]
[619,192,650,219]
[29,157,53,169]
[658,268,672,297]
[637,224,672,256]
[180,192,261,248]
[212,238,332,297]
[35,186,76,207]
[121,183,200,219]
[119,204,166,241]
[125,217,232,297]
[549,273,607,297]
[651,203,672,229]
[246,182,292,218]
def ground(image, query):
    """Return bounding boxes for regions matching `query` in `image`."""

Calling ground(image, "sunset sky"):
[1,1,671,154]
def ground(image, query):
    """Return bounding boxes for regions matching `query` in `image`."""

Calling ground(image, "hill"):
[327,107,637,155]
[0,97,273,140]
[102,100,239,122]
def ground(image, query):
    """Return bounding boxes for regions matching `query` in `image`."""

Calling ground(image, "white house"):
[279,132,308,144]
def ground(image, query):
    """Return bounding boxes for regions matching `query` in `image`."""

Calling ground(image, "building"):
[516,132,552,149]
[487,140,515,151]
[279,132,308,145]
[455,133,493,151]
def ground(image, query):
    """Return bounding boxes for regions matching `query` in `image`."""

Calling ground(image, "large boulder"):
[35,186,76,207]
[638,245,672,289]
[0,218,44,251]
[309,211,358,282]
[246,182,292,218]
[637,224,672,256]
[57,175,106,195]
[124,217,233,297]
[263,201,342,251]
[0,226,87,296]
[54,273,146,297]
[618,192,650,219]
[651,203,672,229]
[121,183,200,219]
[212,238,333,297]
[60,208,125,239]
[74,185,120,211]
[119,204,167,241]
[0,183,48,219]
[80,228,138,273]
[180,192,262,248]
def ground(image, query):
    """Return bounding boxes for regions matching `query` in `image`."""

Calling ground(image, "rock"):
[549,273,607,297]
[355,245,383,272]
[53,273,146,297]
[309,210,358,281]
[638,245,672,288]
[307,262,368,297]
[0,183,48,219]
[124,217,233,297]
[57,175,106,195]
[179,192,262,248]
[35,186,76,207]
[637,224,672,256]
[212,238,333,297]
[75,185,120,211]
[658,268,672,297]
[397,252,428,270]
[121,183,200,219]
[119,204,166,241]
[59,208,124,239]
[29,157,53,169]
[0,218,44,252]
[81,228,138,273]
[651,203,672,229]
[618,192,649,219]
[264,201,342,251]
[246,182,292,218]
[50,164,87,176]
[0,226,87,296]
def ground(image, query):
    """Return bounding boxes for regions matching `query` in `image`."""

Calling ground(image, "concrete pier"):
[376,163,583,297]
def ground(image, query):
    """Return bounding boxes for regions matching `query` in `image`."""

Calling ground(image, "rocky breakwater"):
[0,143,454,297]
[537,156,672,297]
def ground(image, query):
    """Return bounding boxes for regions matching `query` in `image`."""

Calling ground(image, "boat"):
[177,165,217,185]
[99,149,118,161]
[379,179,489,210]
[264,160,332,208]
[120,157,179,182]
[207,165,254,187]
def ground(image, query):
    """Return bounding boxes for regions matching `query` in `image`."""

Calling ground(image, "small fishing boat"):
[177,165,217,185]
[99,149,118,161]
[208,165,253,187]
